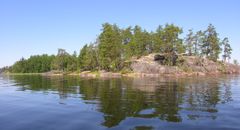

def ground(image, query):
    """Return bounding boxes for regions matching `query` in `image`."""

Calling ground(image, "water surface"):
[0,75,240,130]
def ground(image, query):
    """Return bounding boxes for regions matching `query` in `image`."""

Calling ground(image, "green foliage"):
[185,29,195,56]
[51,49,78,72]
[160,24,184,65]
[222,37,232,62]
[78,44,88,70]
[78,44,98,71]
[152,26,164,53]
[0,66,10,73]
[122,26,153,58]
[11,55,55,73]
[133,26,152,56]
[161,24,184,54]
[185,25,229,63]
[98,23,122,71]
[121,27,136,59]
[233,60,239,65]
[67,52,78,71]
[201,24,221,61]
[194,31,204,56]
[51,49,69,71]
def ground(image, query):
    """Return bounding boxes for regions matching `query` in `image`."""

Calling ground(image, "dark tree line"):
[5,23,233,73]
[10,55,55,73]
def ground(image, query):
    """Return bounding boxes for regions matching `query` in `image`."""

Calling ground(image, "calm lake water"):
[0,75,240,130]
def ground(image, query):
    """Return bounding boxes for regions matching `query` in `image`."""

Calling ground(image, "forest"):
[2,23,234,73]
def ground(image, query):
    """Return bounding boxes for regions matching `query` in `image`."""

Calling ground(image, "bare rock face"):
[182,56,220,73]
[224,64,240,74]
[79,71,97,78]
[79,71,122,78]
[130,54,240,75]
[130,54,183,74]
[99,72,121,78]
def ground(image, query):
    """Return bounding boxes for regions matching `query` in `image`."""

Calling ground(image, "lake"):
[0,75,240,130]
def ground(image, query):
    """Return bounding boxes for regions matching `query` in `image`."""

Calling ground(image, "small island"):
[1,23,239,77]
[1,1,240,130]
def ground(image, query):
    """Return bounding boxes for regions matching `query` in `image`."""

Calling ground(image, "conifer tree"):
[162,24,183,65]
[121,27,135,59]
[201,24,221,61]
[152,26,164,53]
[98,23,122,71]
[222,37,232,62]
[195,31,204,56]
[185,29,196,56]
[78,44,88,70]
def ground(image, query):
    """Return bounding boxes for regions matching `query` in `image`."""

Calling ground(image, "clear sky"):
[0,0,239,67]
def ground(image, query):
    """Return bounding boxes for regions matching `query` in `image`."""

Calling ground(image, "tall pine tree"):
[222,37,232,62]
[201,24,221,61]
[98,23,122,71]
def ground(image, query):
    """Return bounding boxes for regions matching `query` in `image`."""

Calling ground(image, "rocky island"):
[1,23,239,77]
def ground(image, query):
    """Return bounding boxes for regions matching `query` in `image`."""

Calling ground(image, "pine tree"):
[98,23,122,71]
[78,44,88,70]
[65,51,78,71]
[233,60,239,65]
[121,27,135,59]
[133,26,152,56]
[222,37,232,62]
[201,24,221,61]
[51,49,69,71]
[133,25,144,56]
[162,24,184,54]
[85,44,98,70]
[152,26,164,53]
[162,24,183,65]
[185,29,196,56]
[195,31,204,56]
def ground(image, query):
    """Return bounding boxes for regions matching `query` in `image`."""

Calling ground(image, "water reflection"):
[3,75,238,128]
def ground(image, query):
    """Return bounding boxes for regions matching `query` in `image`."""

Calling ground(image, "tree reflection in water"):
[9,75,235,128]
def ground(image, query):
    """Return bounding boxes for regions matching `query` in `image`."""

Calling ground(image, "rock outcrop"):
[130,53,240,76]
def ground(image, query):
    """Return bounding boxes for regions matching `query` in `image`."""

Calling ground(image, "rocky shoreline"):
[30,69,240,78]
[4,54,240,78]
[4,70,240,78]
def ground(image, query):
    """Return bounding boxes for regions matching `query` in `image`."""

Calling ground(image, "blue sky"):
[0,0,239,67]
